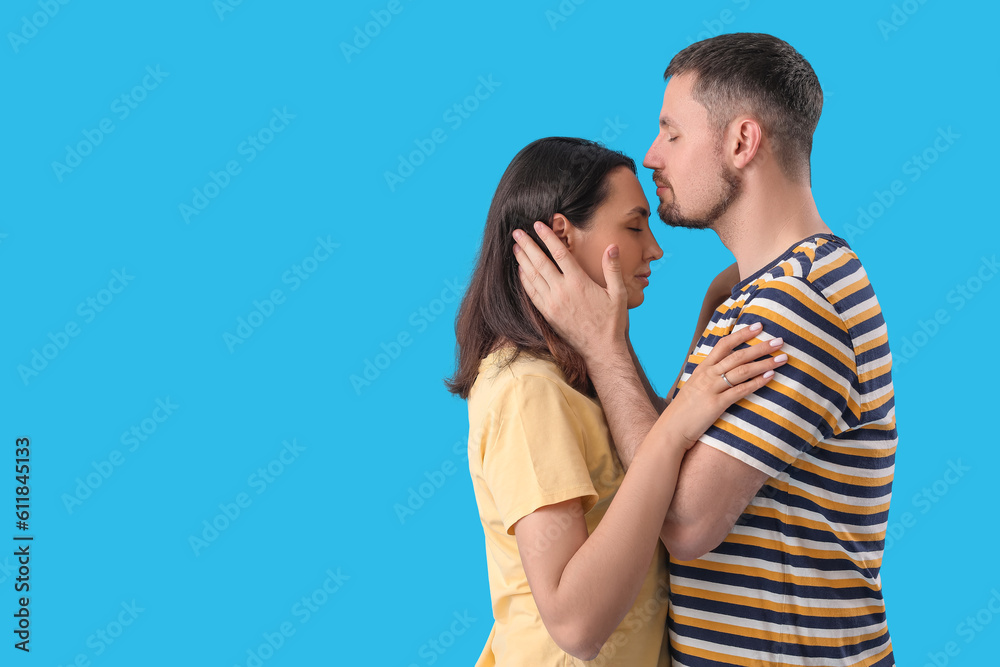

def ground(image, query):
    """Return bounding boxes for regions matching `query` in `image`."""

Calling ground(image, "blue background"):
[2,0,997,665]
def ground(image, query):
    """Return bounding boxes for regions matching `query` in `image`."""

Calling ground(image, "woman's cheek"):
[623,239,643,274]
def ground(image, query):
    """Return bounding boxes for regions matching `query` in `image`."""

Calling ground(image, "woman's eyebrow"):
[625,206,650,219]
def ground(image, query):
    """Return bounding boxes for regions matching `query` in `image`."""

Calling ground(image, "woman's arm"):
[515,415,684,660]
[513,325,785,661]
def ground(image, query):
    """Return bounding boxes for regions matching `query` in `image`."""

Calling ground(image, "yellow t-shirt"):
[467,347,670,667]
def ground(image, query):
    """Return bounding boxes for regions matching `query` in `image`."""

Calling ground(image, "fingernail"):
[774,354,787,364]
[609,246,619,258]
[763,370,774,379]
[750,322,762,331]
[533,221,544,232]
[513,229,524,240]
[513,244,521,254]
[769,337,783,347]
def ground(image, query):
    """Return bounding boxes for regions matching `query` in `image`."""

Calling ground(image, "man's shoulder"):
[734,235,894,388]
[740,234,850,290]
[739,235,879,318]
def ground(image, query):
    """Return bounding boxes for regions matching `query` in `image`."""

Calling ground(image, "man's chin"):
[657,205,713,230]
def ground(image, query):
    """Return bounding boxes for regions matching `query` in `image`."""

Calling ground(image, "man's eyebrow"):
[625,205,650,219]
[659,115,680,129]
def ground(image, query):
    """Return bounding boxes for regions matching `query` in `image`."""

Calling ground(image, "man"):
[512,33,896,666]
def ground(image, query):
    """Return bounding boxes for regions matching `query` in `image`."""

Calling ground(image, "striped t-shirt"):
[670,233,896,666]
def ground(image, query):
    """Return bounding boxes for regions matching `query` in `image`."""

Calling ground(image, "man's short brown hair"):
[665,33,823,181]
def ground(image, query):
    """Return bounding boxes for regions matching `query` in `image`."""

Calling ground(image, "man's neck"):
[714,177,831,283]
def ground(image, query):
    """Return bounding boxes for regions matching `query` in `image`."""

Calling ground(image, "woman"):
[447,137,785,665]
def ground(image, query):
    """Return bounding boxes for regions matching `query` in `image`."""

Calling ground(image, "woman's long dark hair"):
[446,137,636,399]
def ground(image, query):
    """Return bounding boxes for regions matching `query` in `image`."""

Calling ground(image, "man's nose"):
[642,138,661,170]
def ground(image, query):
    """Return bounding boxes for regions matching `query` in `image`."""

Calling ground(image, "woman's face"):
[557,167,664,308]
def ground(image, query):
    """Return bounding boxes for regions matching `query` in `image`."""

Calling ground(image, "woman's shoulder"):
[468,345,573,406]
[477,345,567,387]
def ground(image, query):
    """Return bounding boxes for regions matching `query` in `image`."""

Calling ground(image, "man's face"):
[642,73,742,230]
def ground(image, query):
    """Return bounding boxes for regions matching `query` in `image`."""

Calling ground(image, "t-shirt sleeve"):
[700,278,861,478]
[483,374,599,535]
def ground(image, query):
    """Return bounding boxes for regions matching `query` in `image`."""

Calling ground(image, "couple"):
[448,33,896,666]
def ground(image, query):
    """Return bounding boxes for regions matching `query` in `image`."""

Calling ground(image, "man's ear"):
[730,117,762,170]
[550,213,573,250]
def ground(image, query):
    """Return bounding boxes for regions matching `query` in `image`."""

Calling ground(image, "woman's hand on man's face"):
[512,221,628,364]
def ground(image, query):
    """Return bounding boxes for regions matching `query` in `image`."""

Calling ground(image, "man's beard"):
[655,163,742,230]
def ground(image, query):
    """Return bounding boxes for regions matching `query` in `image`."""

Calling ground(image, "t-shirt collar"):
[729,232,849,299]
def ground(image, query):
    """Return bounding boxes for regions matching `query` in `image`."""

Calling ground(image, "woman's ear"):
[550,213,573,250]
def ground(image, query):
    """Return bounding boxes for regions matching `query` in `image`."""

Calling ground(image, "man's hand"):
[512,221,628,364]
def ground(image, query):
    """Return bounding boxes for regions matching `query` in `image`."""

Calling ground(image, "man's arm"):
[617,263,740,460]
[626,338,667,415]
[615,280,737,462]
[661,262,740,410]
[627,282,716,417]
[586,347,660,469]
[658,441,771,561]
[658,277,857,562]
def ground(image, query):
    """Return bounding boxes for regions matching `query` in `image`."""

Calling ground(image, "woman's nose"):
[647,234,664,261]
